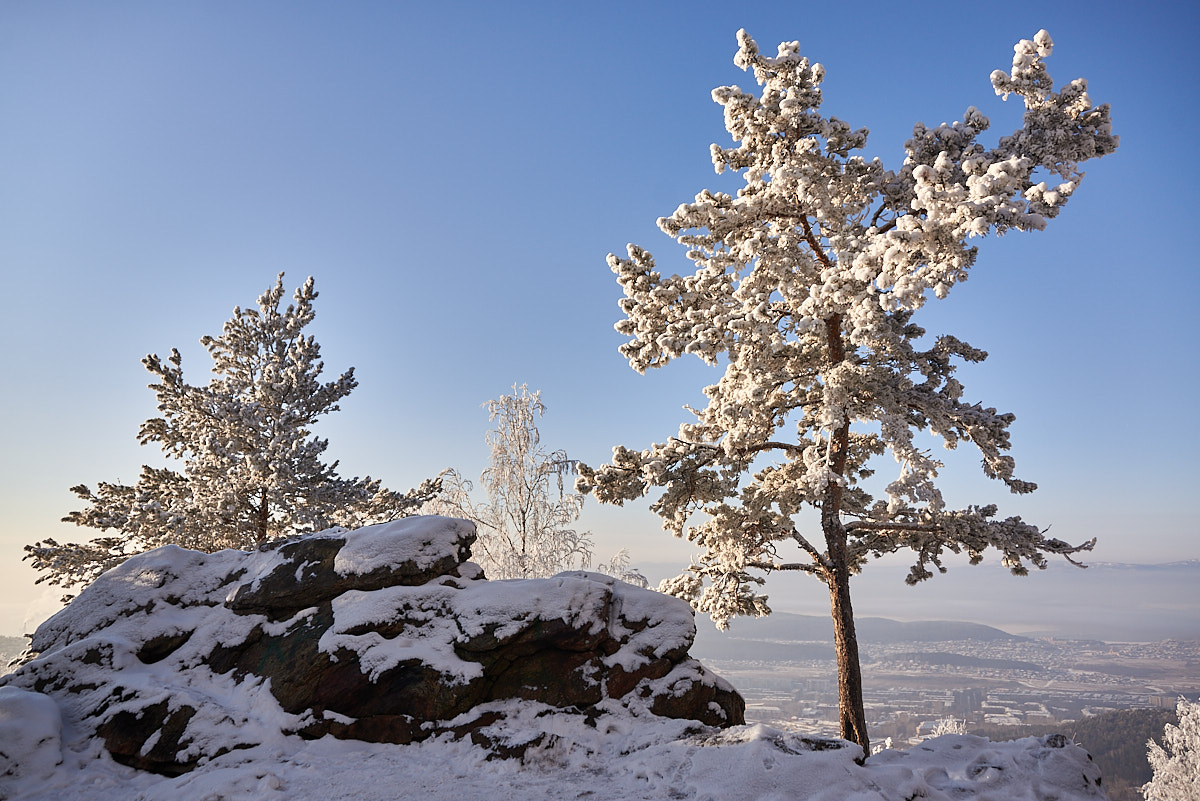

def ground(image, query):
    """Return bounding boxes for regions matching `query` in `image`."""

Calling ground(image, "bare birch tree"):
[432,385,592,579]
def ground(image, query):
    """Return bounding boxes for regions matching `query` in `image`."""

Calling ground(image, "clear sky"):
[1,1,1196,636]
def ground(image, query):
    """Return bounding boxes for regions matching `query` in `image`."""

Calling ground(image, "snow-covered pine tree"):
[576,30,1115,754]
[1145,698,1200,801]
[429,385,592,579]
[26,274,440,597]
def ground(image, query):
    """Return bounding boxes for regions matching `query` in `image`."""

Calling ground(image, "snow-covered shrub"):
[1144,698,1200,801]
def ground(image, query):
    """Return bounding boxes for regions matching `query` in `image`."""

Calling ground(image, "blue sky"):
[1,1,1197,635]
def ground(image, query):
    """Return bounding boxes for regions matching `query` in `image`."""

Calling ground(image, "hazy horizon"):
[6,554,1196,644]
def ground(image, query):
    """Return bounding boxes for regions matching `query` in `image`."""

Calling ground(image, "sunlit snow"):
[0,698,1106,801]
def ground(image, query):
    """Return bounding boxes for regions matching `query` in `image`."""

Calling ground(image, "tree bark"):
[821,311,871,757]
[826,542,869,756]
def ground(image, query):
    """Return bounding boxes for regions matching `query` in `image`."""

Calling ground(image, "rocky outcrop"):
[2,517,743,775]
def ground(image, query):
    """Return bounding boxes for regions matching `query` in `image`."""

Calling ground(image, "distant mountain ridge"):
[710,556,1200,642]
[1084,559,1200,570]
[695,612,1025,656]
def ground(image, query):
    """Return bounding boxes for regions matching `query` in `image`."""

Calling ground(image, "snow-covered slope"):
[1,703,1107,801]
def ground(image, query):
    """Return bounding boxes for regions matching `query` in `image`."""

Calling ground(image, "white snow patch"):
[0,686,62,782]
[0,718,1107,801]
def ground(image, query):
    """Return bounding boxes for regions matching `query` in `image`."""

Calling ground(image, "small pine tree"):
[1144,698,1200,801]
[26,274,440,597]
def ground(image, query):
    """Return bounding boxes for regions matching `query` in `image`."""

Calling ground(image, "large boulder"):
[2,517,743,775]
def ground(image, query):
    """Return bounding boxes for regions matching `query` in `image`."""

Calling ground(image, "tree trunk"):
[827,548,870,756]
[256,486,269,546]
[820,311,870,757]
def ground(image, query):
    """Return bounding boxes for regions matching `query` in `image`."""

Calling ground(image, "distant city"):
[695,625,1198,742]
[691,611,1198,800]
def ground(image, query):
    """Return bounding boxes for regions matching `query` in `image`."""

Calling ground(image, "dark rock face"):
[3,517,743,775]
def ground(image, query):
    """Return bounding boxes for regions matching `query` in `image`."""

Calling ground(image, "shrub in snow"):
[594,548,651,588]
[931,718,967,736]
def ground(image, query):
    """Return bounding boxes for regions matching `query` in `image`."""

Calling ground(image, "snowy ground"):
[3,700,1107,801]
[0,517,1110,800]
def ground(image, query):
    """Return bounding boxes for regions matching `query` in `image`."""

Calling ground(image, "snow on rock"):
[333,515,474,577]
[0,517,743,778]
[226,515,478,617]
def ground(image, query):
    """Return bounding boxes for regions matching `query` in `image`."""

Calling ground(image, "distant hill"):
[734,558,1200,642]
[691,636,835,662]
[704,612,1025,645]
[691,612,1025,662]
[1087,559,1200,570]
